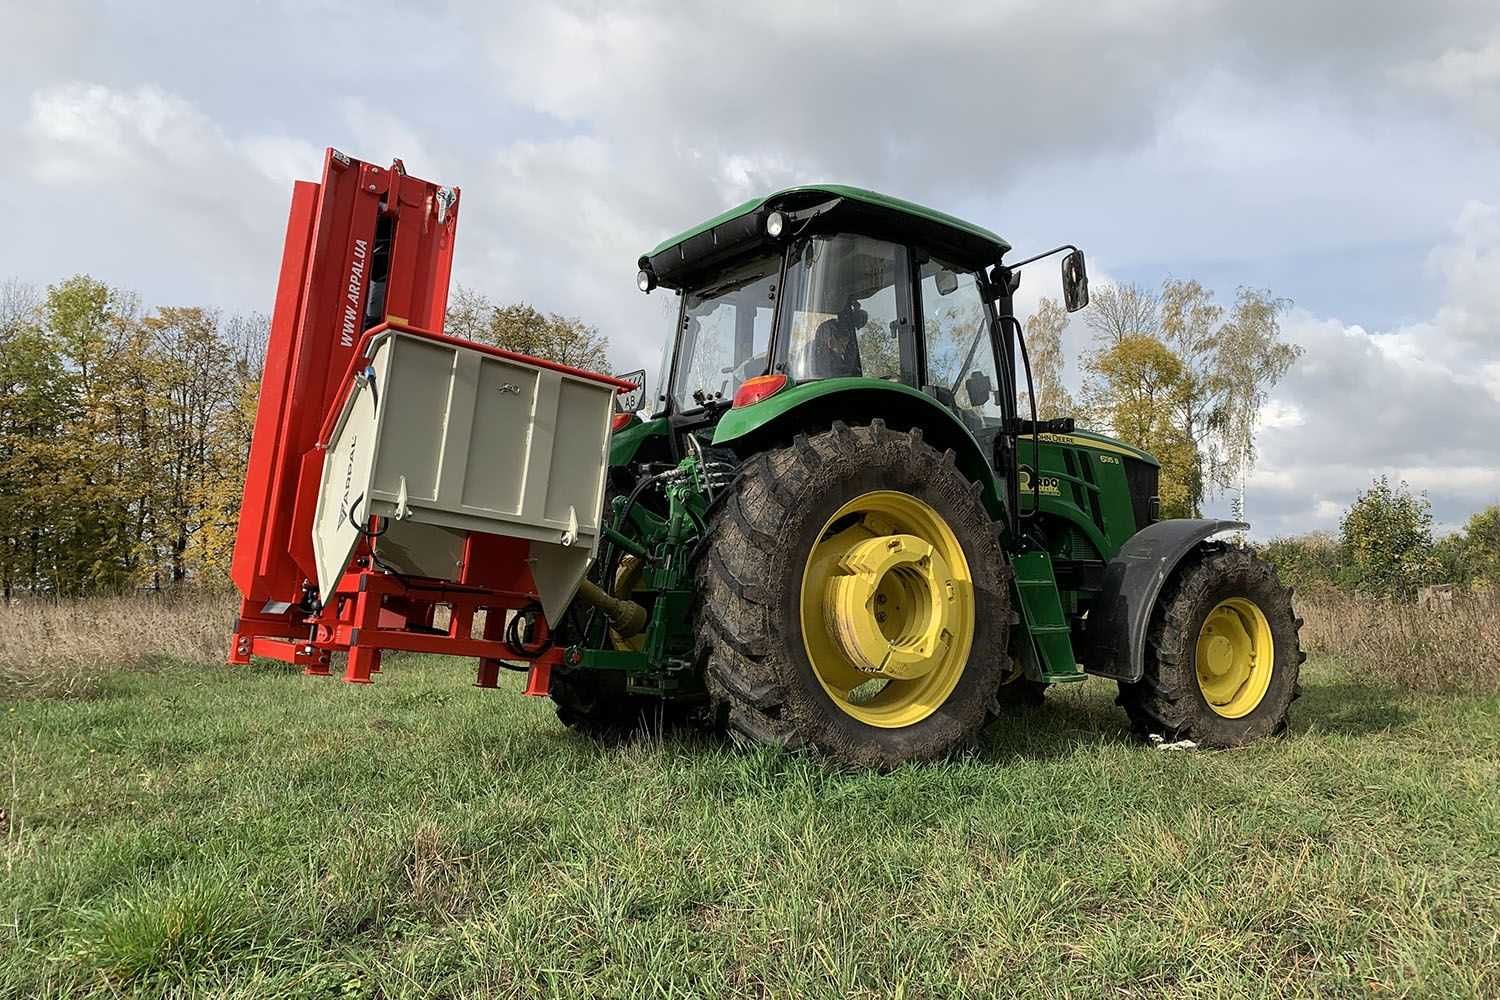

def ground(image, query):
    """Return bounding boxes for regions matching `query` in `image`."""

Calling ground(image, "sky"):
[3,0,1499,538]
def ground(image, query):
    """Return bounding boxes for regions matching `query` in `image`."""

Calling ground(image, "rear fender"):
[1083,518,1247,682]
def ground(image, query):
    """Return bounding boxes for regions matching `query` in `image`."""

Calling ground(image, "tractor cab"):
[631,185,1089,535]
[640,186,1021,414]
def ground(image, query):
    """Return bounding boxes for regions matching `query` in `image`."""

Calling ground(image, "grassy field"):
[3,652,1498,999]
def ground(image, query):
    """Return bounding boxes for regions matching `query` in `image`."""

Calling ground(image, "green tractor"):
[551,185,1304,767]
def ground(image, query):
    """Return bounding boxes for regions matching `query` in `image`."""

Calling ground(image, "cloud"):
[444,0,1500,373]
[19,83,318,309]
[338,98,435,177]
[1257,401,1305,431]
[1395,33,1500,131]
[1311,500,1343,524]
[1212,201,1500,537]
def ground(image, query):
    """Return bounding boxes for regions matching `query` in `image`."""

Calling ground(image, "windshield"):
[670,254,779,410]
[779,234,915,385]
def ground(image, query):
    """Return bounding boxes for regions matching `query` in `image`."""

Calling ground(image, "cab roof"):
[640,185,1011,289]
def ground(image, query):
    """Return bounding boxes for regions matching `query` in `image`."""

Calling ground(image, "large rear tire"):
[1117,545,1304,747]
[695,421,1012,768]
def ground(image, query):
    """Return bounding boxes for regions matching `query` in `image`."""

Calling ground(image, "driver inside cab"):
[805,297,867,379]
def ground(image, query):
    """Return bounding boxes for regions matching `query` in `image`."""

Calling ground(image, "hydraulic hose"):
[505,602,554,660]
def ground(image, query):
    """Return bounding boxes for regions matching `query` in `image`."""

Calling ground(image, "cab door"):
[914,256,1006,462]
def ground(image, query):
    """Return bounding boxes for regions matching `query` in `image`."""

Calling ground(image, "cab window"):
[671,254,778,409]
[778,235,915,385]
[918,258,1004,446]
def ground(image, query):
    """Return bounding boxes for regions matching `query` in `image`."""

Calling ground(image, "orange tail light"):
[732,373,788,408]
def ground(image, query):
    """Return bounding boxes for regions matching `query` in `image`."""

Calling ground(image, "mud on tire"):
[1117,545,1305,748]
[693,420,1012,768]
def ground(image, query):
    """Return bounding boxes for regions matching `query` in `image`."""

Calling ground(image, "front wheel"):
[1118,546,1304,747]
[695,421,1012,768]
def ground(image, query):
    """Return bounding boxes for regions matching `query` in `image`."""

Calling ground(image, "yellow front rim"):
[1195,597,1274,718]
[799,491,975,728]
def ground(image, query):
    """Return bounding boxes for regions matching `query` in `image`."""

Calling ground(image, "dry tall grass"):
[0,593,236,699]
[1297,586,1500,694]
[3,587,1496,701]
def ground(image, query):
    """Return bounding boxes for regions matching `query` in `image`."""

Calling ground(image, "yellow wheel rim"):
[1195,597,1274,718]
[799,491,975,728]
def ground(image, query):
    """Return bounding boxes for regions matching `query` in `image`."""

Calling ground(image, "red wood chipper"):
[228,148,633,695]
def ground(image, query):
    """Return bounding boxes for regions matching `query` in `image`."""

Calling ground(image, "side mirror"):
[934,269,960,296]
[964,370,993,408]
[1062,250,1089,313]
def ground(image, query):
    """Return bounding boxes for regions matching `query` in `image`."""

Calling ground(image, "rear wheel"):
[695,421,1011,768]
[1118,546,1304,747]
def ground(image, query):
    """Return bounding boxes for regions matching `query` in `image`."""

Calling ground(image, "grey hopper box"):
[312,329,616,623]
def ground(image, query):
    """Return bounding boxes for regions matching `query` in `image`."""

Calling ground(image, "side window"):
[780,235,915,385]
[649,294,678,416]
[672,255,778,409]
[919,258,1004,442]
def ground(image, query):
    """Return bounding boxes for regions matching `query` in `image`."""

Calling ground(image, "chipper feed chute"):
[228,148,634,692]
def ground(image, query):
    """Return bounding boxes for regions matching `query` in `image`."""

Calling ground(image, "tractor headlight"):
[636,268,657,293]
[765,210,787,238]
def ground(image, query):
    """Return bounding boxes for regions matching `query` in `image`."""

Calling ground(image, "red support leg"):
[228,632,252,665]
[523,661,552,697]
[345,589,382,684]
[475,659,500,689]
[448,605,474,641]
[303,650,331,677]
[475,607,504,688]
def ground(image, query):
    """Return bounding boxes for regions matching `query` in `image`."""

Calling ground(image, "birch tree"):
[1023,297,1074,421]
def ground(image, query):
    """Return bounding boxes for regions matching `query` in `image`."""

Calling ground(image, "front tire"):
[695,421,1012,768]
[1118,545,1304,747]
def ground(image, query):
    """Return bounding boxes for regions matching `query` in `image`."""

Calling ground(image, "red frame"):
[227,150,621,693]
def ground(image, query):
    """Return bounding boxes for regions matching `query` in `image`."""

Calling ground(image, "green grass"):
[3,657,1497,999]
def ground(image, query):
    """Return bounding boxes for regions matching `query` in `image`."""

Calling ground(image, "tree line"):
[7,270,1486,607]
[1263,478,1500,600]
[0,276,264,600]
[0,276,607,600]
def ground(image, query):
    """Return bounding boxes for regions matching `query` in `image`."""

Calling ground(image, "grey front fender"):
[1083,519,1247,682]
